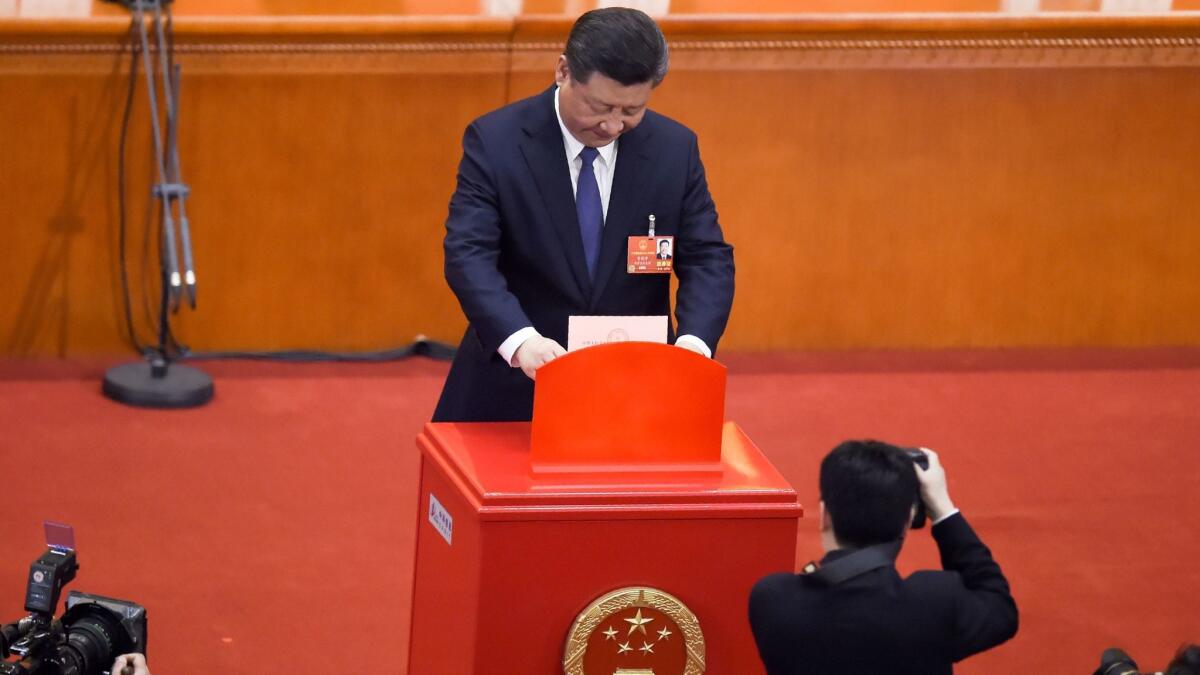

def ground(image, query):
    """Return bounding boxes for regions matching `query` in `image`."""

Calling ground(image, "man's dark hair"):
[820,440,920,549]
[564,8,669,86]
[659,240,670,248]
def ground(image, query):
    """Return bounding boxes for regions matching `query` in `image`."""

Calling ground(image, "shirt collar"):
[554,86,616,166]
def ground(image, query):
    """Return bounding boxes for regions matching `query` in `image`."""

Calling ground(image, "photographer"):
[748,440,1018,674]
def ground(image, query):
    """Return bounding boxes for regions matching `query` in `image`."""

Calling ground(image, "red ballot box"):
[408,343,802,674]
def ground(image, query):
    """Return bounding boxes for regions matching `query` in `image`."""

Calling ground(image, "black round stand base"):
[102,359,214,409]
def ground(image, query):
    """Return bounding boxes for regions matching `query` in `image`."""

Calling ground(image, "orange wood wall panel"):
[650,65,1200,350]
[1,59,133,357]
[2,16,1199,356]
[167,65,494,352]
[0,19,510,355]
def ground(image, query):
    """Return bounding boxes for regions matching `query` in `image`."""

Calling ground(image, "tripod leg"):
[136,2,182,309]
[153,4,183,309]
[169,61,197,308]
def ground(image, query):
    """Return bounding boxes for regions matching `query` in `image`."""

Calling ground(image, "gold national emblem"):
[563,586,706,675]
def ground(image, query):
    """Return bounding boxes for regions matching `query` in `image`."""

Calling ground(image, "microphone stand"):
[103,0,213,408]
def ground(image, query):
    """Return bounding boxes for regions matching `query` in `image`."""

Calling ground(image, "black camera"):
[1094,645,1200,675]
[1096,648,1144,675]
[906,449,930,529]
[2,525,147,675]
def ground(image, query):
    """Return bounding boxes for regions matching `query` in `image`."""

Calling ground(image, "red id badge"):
[627,236,674,274]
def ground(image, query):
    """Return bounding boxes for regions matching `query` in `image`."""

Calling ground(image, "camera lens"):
[56,611,121,675]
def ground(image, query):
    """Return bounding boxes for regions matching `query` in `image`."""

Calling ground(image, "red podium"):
[408,343,801,674]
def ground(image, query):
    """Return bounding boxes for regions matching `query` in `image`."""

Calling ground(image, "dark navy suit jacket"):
[748,513,1019,675]
[433,86,735,422]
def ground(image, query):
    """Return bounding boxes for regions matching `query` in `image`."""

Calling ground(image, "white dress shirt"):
[933,508,960,525]
[497,87,711,365]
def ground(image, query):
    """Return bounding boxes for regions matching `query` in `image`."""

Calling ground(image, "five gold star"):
[602,626,618,641]
[618,642,632,654]
[639,641,655,654]
[657,626,672,641]
[624,609,653,636]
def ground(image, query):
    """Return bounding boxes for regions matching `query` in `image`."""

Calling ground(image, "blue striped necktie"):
[576,146,603,279]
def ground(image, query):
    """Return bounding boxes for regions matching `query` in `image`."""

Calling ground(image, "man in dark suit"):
[748,441,1018,675]
[433,8,735,422]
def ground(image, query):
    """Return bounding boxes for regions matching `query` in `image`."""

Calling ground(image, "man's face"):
[555,56,653,148]
[659,242,669,254]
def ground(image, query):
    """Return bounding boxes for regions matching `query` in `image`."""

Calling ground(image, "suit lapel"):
[520,90,591,304]
[590,124,653,308]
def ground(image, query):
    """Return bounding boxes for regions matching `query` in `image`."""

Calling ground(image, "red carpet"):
[1,351,1197,674]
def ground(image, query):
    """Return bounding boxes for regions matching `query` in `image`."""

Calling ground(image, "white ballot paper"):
[567,315,668,352]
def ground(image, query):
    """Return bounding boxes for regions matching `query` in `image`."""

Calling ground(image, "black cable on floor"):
[178,339,456,363]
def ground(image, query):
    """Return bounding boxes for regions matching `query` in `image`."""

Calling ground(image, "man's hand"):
[914,448,957,523]
[513,336,566,380]
[112,653,150,675]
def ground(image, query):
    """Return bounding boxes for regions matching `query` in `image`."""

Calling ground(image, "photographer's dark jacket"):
[748,512,1018,675]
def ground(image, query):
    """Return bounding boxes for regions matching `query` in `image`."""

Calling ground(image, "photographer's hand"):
[914,448,958,523]
[113,653,150,675]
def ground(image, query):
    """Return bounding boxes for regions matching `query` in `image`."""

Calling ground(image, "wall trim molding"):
[0,41,513,54]
[3,33,1200,54]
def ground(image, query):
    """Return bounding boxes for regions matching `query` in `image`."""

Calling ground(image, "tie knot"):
[579,146,599,164]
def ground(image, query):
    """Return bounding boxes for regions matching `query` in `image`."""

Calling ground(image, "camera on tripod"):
[1,523,147,675]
